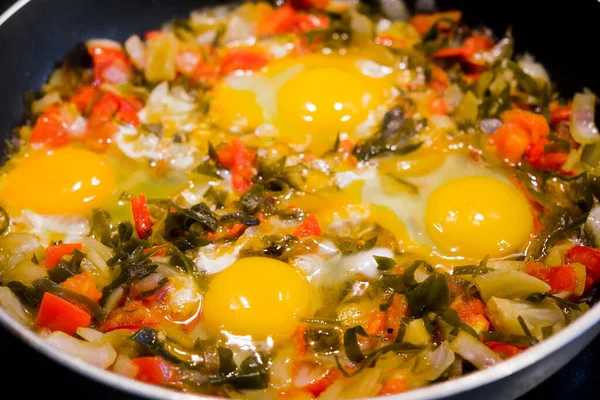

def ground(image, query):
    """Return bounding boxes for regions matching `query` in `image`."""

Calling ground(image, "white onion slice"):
[45,331,117,369]
[571,92,599,144]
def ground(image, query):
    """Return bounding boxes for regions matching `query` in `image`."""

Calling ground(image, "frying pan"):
[0,0,599,399]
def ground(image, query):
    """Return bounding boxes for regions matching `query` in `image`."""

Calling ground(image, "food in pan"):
[1,0,599,398]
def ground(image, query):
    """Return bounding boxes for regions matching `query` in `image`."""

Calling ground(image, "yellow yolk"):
[277,67,370,148]
[210,85,265,131]
[1,147,115,215]
[202,257,312,341]
[425,176,533,259]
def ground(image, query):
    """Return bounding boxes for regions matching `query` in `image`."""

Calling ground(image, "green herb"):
[517,315,532,337]
[90,208,116,248]
[406,273,450,317]
[374,256,396,271]
[403,260,434,287]
[209,353,270,390]
[193,161,222,180]
[7,281,43,308]
[385,174,419,195]
[353,107,425,161]
[452,265,493,275]
[527,292,582,310]
[102,246,158,302]
[482,331,538,347]
[131,327,188,365]
[343,325,372,363]
[138,277,169,298]
[140,122,164,137]
[219,212,260,226]
[333,235,378,255]
[335,342,421,377]
[47,249,86,283]
[241,183,265,214]
[35,278,106,322]
[204,187,228,209]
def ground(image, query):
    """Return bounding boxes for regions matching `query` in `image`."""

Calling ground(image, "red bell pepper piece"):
[131,356,179,385]
[35,292,91,335]
[30,105,71,148]
[292,214,322,238]
[131,193,153,239]
[102,301,156,332]
[45,243,83,269]
[565,246,600,281]
[216,139,257,192]
[60,272,102,303]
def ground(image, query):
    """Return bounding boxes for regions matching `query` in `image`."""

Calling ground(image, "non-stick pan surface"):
[1,0,600,399]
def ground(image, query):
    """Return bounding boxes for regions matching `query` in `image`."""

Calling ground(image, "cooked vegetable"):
[1,1,599,398]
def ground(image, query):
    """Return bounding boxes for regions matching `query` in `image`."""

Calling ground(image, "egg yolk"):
[210,85,265,131]
[277,67,369,149]
[1,147,115,215]
[425,176,533,259]
[202,257,311,341]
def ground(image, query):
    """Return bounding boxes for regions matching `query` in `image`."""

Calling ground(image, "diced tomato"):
[35,292,91,335]
[226,223,247,239]
[565,246,600,281]
[220,47,269,76]
[216,139,257,192]
[366,311,386,335]
[550,102,572,124]
[102,301,156,331]
[145,30,163,41]
[257,5,329,36]
[302,368,340,397]
[70,86,98,113]
[489,109,551,165]
[45,243,83,269]
[88,45,132,86]
[429,96,448,115]
[525,141,569,171]
[410,11,462,35]
[525,262,576,293]
[131,193,153,239]
[433,34,493,60]
[430,65,449,93]
[486,342,524,358]
[60,272,102,303]
[115,98,141,126]
[30,105,71,148]
[450,296,489,332]
[385,294,408,342]
[292,214,322,238]
[131,356,179,386]
[378,377,408,395]
[176,49,218,83]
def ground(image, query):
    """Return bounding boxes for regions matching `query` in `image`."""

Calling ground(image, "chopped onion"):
[221,15,256,45]
[418,341,456,381]
[450,331,501,369]
[113,354,139,378]
[31,92,61,114]
[379,0,410,20]
[124,35,146,69]
[45,331,117,369]
[0,286,32,326]
[571,92,600,144]
[132,272,165,295]
[517,54,550,82]
[104,286,124,314]
[585,204,600,247]
[76,327,105,343]
[480,118,503,135]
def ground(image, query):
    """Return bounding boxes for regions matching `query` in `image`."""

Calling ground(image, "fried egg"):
[1,147,115,215]
[202,257,313,341]
[209,49,397,154]
[361,153,534,263]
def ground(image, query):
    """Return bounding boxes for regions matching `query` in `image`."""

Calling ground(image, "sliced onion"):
[113,354,139,378]
[104,286,124,314]
[31,92,62,114]
[480,118,503,135]
[585,204,600,247]
[517,54,550,82]
[124,35,146,69]
[76,327,105,343]
[571,92,600,144]
[0,286,32,326]
[131,272,165,295]
[343,247,394,278]
[45,331,117,369]
[418,341,456,381]
[450,331,501,369]
[379,0,410,20]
